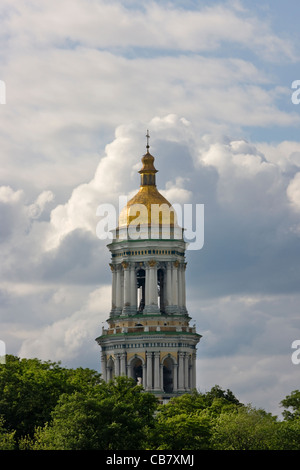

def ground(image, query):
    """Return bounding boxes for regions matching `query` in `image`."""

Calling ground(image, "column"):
[182,263,187,314]
[178,263,183,311]
[165,262,172,313]
[146,352,153,390]
[115,353,120,377]
[172,261,179,312]
[110,264,117,316]
[173,362,178,392]
[178,352,185,391]
[154,352,161,391]
[101,354,107,382]
[120,352,126,375]
[191,353,197,389]
[126,363,131,379]
[130,264,137,313]
[184,353,189,390]
[115,265,122,314]
[122,261,131,314]
[145,265,150,308]
[144,261,159,313]
[143,363,147,389]
[120,267,124,310]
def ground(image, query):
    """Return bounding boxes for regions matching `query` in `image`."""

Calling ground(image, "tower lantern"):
[96,135,201,401]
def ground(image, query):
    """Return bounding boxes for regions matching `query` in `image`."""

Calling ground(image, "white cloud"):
[0,186,23,203]
[18,285,110,365]
[287,172,300,211]
[0,0,300,417]
[2,1,296,61]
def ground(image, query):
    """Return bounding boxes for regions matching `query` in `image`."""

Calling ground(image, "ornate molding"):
[148,259,157,267]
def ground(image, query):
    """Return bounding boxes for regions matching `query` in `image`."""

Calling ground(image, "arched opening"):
[163,356,174,393]
[130,357,143,385]
[157,268,165,313]
[136,268,145,312]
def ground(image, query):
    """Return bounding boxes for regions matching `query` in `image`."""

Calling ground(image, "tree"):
[211,405,279,450]
[147,386,241,450]
[0,355,101,439]
[29,376,158,450]
[149,411,211,450]
[280,390,300,420]
[150,386,241,421]
[0,417,16,450]
[273,419,300,450]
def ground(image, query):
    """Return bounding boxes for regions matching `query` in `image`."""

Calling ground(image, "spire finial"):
[146,129,150,152]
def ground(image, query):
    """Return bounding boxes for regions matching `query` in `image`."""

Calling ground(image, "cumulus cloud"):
[18,285,110,368]
[1,0,300,416]
[287,172,300,211]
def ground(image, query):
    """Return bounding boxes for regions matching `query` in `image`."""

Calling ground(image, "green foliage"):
[147,385,241,450]
[149,411,211,450]
[2,355,300,451]
[0,417,16,450]
[0,355,101,439]
[280,390,300,420]
[212,405,278,450]
[29,376,158,450]
[273,419,300,450]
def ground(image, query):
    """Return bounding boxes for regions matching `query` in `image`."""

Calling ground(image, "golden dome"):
[118,150,177,229]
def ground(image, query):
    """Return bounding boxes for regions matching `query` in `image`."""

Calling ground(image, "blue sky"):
[0,0,300,417]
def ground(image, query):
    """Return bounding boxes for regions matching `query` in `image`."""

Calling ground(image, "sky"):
[0,0,300,417]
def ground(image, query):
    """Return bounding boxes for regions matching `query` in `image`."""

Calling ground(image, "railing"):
[101,325,196,335]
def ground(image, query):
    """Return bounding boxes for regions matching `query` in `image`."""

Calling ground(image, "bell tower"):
[96,133,201,401]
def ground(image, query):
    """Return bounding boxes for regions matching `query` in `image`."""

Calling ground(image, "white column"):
[178,264,183,309]
[122,262,131,313]
[146,352,153,390]
[191,353,197,389]
[144,261,159,313]
[178,352,185,391]
[120,267,124,309]
[116,265,122,312]
[120,353,126,375]
[149,261,158,305]
[101,354,107,382]
[110,264,117,314]
[184,353,189,390]
[115,354,120,376]
[165,262,172,312]
[154,352,160,391]
[182,263,187,313]
[145,265,150,307]
[173,362,178,392]
[172,261,179,308]
[130,264,137,312]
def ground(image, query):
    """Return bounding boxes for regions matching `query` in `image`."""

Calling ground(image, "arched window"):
[163,356,174,393]
[136,268,145,311]
[157,268,165,313]
[130,356,143,385]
